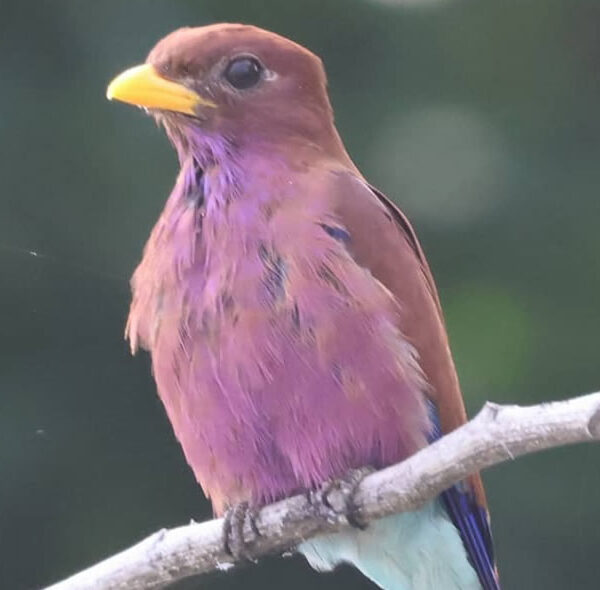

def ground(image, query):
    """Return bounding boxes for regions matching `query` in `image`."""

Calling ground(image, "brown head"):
[107,24,345,160]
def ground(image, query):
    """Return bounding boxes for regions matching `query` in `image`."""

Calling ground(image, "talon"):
[308,466,374,530]
[344,467,374,529]
[222,502,260,562]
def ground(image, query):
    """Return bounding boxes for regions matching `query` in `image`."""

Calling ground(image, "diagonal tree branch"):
[44,392,600,590]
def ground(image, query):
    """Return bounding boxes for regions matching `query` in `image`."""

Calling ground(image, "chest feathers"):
[126,159,430,512]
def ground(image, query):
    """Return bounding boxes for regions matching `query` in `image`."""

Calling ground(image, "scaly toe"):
[308,466,374,530]
[222,502,260,562]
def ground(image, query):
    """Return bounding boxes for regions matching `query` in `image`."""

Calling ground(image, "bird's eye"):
[224,56,263,90]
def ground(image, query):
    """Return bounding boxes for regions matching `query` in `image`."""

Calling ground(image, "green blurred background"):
[2,0,599,588]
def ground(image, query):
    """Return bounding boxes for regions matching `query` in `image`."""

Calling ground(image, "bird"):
[106,23,500,590]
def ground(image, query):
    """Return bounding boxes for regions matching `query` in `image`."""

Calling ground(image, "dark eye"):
[224,56,263,90]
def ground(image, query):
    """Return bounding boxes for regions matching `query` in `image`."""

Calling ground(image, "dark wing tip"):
[441,485,500,590]
[427,399,500,590]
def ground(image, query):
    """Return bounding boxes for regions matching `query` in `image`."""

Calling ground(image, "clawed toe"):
[222,502,261,562]
[308,466,374,530]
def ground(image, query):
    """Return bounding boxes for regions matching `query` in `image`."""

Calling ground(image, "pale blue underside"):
[298,500,481,590]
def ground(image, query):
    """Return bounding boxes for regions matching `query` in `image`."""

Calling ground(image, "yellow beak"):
[106,64,216,115]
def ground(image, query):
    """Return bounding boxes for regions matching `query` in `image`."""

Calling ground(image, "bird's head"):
[107,24,342,162]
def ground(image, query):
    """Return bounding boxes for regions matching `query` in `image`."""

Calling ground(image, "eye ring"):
[224,55,263,90]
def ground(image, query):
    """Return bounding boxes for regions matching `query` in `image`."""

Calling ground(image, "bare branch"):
[44,392,600,590]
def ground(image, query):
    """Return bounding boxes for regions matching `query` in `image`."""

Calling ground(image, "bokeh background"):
[2,0,599,588]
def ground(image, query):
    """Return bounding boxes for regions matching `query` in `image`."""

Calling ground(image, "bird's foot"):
[308,466,374,530]
[222,502,261,562]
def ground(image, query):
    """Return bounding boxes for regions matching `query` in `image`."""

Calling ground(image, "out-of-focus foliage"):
[1,1,599,588]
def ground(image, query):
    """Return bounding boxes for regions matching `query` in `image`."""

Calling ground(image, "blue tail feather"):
[428,400,500,590]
